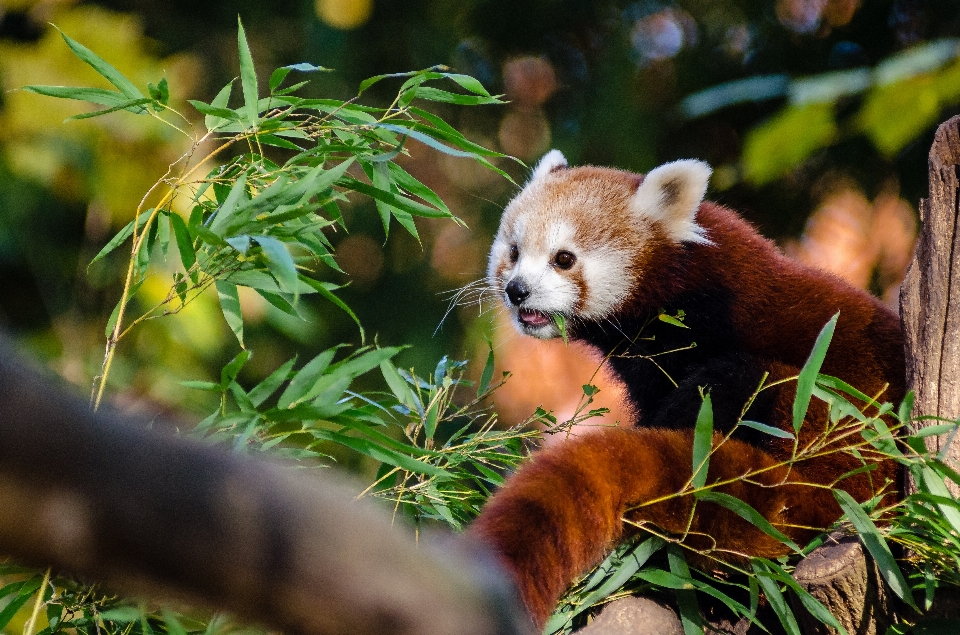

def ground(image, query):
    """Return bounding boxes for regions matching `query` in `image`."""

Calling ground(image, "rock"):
[574,596,684,635]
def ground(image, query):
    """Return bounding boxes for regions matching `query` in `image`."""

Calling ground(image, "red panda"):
[468,151,905,629]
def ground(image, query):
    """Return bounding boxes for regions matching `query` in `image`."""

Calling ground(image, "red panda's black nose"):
[505,279,530,306]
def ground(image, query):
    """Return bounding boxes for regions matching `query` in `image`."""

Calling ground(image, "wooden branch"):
[0,341,533,635]
[901,114,960,493]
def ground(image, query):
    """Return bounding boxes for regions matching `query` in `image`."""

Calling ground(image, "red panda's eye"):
[509,245,519,262]
[555,251,576,270]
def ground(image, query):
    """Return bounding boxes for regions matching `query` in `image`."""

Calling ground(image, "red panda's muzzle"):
[517,309,551,328]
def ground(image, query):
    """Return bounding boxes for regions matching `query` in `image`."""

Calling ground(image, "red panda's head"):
[488,150,713,339]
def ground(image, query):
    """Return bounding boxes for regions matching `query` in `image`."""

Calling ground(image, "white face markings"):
[577,242,633,320]
[513,220,580,313]
[488,153,712,340]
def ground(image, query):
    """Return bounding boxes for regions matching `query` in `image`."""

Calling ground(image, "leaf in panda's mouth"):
[552,313,568,345]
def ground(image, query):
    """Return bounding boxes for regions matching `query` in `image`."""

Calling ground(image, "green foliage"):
[742,103,837,185]
[23,19,510,411]
[9,20,523,635]
[687,38,960,184]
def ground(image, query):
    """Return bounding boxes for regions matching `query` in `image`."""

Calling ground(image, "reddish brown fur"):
[631,204,903,399]
[470,191,904,629]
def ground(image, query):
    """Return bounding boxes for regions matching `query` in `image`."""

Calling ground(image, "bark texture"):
[901,114,960,493]
[791,534,892,635]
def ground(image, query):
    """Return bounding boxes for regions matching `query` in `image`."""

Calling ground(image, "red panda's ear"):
[632,159,713,245]
[530,149,568,182]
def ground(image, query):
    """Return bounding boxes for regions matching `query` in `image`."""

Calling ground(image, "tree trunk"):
[791,534,893,635]
[900,114,960,494]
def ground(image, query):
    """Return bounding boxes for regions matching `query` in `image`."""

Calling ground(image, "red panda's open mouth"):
[518,309,551,328]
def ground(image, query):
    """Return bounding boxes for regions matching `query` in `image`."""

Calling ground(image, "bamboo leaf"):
[751,559,802,635]
[812,384,868,423]
[189,99,240,121]
[257,289,301,317]
[816,373,874,404]
[899,390,916,424]
[373,122,487,158]
[270,62,329,92]
[205,80,236,130]
[258,133,303,150]
[411,86,503,105]
[169,213,197,273]
[216,280,244,347]
[226,269,316,295]
[381,360,416,409]
[667,546,704,635]
[739,420,795,439]
[220,350,251,386]
[553,312,568,345]
[794,313,838,431]
[917,465,960,536]
[23,85,151,118]
[697,491,801,551]
[424,398,440,440]
[371,160,395,237]
[477,344,495,395]
[833,489,917,609]
[311,428,452,479]
[89,211,151,267]
[56,28,144,99]
[758,559,847,634]
[0,576,43,631]
[444,73,493,96]
[914,423,960,437]
[209,175,248,234]
[590,536,665,597]
[554,536,666,630]
[160,612,188,635]
[249,357,297,407]
[277,348,341,409]
[149,76,169,105]
[237,18,259,129]
[333,418,436,456]
[340,177,453,218]
[67,97,154,120]
[255,236,299,297]
[691,394,713,489]
[325,347,404,388]
[387,162,450,215]
[659,313,689,328]
[358,68,443,94]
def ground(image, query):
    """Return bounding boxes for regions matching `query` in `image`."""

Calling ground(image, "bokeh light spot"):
[336,234,384,286]
[315,0,373,30]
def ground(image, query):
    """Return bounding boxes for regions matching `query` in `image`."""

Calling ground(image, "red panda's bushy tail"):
[466,426,842,629]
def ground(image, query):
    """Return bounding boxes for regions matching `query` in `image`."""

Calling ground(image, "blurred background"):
[0,0,956,428]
